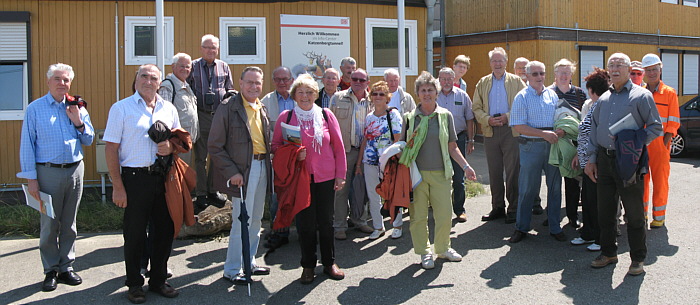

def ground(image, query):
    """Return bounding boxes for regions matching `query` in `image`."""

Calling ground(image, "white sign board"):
[280,14,351,85]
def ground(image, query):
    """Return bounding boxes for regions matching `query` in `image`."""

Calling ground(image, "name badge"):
[454,100,463,106]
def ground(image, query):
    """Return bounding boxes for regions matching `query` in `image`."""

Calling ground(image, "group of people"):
[17,32,678,303]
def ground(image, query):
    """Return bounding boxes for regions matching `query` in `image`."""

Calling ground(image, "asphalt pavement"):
[1,144,699,305]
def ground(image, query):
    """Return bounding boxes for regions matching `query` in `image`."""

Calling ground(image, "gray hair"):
[513,57,529,68]
[323,68,340,78]
[290,73,319,100]
[608,53,631,66]
[438,67,456,78]
[414,71,440,93]
[488,47,508,61]
[240,66,263,80]
[525,61,546,74]
[201,34,220,46]
[340,57,356,67]
[554,58,577,74]
[46,63,75,81]
[273,66,292,77]
[384,68,400,79]
[171,53,192,66]
[352,68,368,78]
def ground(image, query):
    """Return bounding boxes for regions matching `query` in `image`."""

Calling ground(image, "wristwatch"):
[462,163,471,171]
[467,139,475,143]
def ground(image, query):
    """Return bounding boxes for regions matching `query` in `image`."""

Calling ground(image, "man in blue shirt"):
[18,63,94,292]
[261,66,295,132]
[508,61,566,243]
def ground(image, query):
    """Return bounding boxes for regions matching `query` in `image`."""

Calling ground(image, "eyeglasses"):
[351,77,367,83]
[530,72,546,76]
[273,77,291,83]
[371,92,386,97]
[630,71,643,76]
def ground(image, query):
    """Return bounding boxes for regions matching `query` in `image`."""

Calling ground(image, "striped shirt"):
[551,84,586,111]
[17,93,95,180]
[510,86,559,136]
[103,92,181,167]
[187,58,234,112]
[577,99,597,169]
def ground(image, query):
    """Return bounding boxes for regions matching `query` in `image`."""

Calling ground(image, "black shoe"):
[532,204,544,215]
[252,266,271,275]
[542,219,549,226]
[264,235,289,249]
[127,286,146,304]
[194,196,209,214]
[551,232,567,242]
[509,231,527,243]
[568,219,581,229]
[481,208,506,221]
[151,282,179,298]
[505,212,517,224]
[42,271,58,292]
[57,270,82,286]
[207,192,228,208]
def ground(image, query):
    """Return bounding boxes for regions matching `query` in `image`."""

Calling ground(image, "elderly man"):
[436,67,475,222]
[18,63,94,292]
[585,53,662,275]
[261,66,295,132]
[630,61,645,86]
[315,68,341,108]
[209,66,272,284]
[187,34,234,209]
[338,57,357,91]
[472,47,526,224]
[513,57,529,81]
[452,55,471,91]
[509,61,566,243]
[158,53,198,168]
[384,68,416,114]
[330,68,374,239]
[105,64,181,303]
[641,53,680,229]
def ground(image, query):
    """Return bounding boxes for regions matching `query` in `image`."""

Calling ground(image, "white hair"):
[608,53,631,66]
[46,63,75,81]
[513,57,529,68]
[171,53,192,66]
[438,67,456,78]
[340,57,356,67]
[384,68,399,79]
[525,61,546,74]
[554,58,577,74]
[201,34,219,46]
[488,47,508,61]
[323,68,340,77]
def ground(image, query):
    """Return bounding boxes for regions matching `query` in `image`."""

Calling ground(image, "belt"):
[518,137,546,143]
[122,165,160,175]
[37,161,80,168]
[537,127,554,131]
[600,147,616,157]
[253,154,266,160]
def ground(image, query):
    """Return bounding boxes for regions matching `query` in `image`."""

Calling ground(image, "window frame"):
[124,16,175,66]
[364,18,418,77]
[219,17,266,64]
[660,0,678,4]
[682,52,699,95]
[661,50,681,94]
[578,46,607,97]
[683,0,699,6]
[0,13,31,121]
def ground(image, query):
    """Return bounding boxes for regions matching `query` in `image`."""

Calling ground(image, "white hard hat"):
[641,54,662,68]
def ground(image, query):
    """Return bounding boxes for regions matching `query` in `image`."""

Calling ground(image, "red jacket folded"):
[376,155,411,222]
[272,144,311,230]
[165,128,196,238]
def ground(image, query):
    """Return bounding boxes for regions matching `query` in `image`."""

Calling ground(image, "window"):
[219,17,266,64]
[683,0,699,6]
[661,52,680,92]
[683,53,699,95]
[661,0,678,3]
[365,18,418,76]
[578,46,607,97]
[0,16,30,121]
[124,16,174,65]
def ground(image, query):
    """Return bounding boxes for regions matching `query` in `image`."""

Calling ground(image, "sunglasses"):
[530,72,546,76]
[630,71,643,76]
[371,92,386,97]
[351,77,367,83]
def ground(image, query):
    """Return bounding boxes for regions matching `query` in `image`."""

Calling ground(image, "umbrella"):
[351,173,368,220]
[238,185,252,296]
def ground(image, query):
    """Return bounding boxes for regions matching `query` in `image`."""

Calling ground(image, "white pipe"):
[398,0,406,88]
[425,0,436,74]
[155,0,165,76]
[115,1,120,101]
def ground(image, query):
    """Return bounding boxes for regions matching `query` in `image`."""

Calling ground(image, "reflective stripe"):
[653,205,666,211]
[654,215,666,221]
[668,116,680,123]
[660,117,667,123]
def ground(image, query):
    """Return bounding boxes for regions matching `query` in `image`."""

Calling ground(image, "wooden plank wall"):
[445,0,539,36]
[0,0,426,186]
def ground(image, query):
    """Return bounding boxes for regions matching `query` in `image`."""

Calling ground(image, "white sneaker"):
[587,243,601,251]
[570,237,594,245]
[140,268,147,278]
[391,228,403,239]
[420,253,435,269]
[368,229,385,240]
[437,248,463,262]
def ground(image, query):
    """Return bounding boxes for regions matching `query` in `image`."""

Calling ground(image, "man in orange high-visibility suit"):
[641,53,680,228]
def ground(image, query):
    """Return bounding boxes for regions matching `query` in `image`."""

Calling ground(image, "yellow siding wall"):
[0,0,426,186]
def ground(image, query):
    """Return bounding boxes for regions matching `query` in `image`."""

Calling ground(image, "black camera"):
[494,113,501,117]
[205,92,216,105]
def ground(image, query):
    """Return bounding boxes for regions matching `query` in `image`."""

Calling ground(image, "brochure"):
[22,184,55,219]
[609,113,638,135]
[280,122,302,145]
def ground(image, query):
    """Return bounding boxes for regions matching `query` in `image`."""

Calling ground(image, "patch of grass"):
[465,181,486,198]
[0,192,123,237]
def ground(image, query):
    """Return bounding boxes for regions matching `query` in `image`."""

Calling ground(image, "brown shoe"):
[323,264,345,280]
[300,268,315,285]
[334,230,347,240]
[591,255,618,268]
[456,213,467,223]
[627,261,645,276]
[127,286,146,304]
[151,282,179,298]
[357,224,374,234]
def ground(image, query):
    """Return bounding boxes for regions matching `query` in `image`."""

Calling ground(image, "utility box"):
[95,129,109,174]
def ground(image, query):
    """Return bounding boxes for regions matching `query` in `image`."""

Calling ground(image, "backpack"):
[285,108,329,124]
[160,78,176,103]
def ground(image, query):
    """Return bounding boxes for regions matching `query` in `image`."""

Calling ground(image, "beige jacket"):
[472,72,526,137]
[329,88,373,153]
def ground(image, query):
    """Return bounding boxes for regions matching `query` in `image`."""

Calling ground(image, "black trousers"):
[122,168,174,288]
[564,177,581,222]
[596,151,647,262]
[579,174,600,243]
[296,179,335,269]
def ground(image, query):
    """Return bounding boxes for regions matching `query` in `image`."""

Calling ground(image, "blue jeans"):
[515,140,562,234]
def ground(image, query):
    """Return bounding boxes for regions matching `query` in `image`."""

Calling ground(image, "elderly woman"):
[400,71,477,269]
[550,58,588,229]
[570,67,610,251]
[355,81,404,240]
[271,74,347,284]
